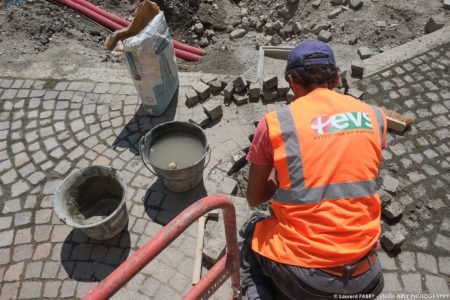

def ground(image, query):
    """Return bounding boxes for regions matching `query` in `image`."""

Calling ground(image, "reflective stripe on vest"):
[273,106,379,204]
[371,105,385,148]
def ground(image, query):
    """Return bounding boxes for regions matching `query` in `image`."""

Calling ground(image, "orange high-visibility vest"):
[252,88,387,268]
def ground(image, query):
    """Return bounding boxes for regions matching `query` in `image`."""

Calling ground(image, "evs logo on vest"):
[311,112,373,134]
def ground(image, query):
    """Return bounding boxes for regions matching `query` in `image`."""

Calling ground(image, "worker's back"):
[252,88,386,268]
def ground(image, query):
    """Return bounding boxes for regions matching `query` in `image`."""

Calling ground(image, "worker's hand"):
[268,168,279,185]
[266,168,279,198]
[246,163,274,207]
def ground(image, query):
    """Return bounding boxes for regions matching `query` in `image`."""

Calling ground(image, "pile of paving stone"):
[184,74,295,128]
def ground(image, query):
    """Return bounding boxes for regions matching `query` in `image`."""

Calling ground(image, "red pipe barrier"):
[175,48,200,62]
[70,0,129,27]
[83,195,241,300]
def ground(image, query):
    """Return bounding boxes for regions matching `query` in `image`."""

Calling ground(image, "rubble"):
[312,0,321,9]
[349,0,363,10]
[199,38,209,48]
[293,22,302,34]
[205,29,215,39]
[241,17,251,31]
[331,0,343,5]
[194,23,204,35]
[351,61,365,78]
[271,34,283,46]
[265,22,274,35]
[278,7,290,19]
[273,21,284,31]
[312,22,330,34]
[283,22,294,35]
[230,28,247,40]
[328,7,343,19]
[357,46,374,59]
[318,30,332,42]
[444,0,450,9]
[375,20,387,28]
[192,82,211,101]
[381,230,405,252]
[424,15,446,33]
[348,37,358,45]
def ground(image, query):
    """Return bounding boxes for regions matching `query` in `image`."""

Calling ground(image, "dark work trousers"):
[239,214,384,300]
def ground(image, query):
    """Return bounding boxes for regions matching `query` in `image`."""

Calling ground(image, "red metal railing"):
[84,194,241,300]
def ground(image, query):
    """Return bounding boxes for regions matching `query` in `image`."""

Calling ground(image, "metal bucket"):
[139,121,210,192]
[53,166,128,240]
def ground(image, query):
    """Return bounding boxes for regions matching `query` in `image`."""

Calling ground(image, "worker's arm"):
[246,163,278,207]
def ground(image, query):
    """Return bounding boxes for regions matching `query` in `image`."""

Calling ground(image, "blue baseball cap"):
[286,40,336,70]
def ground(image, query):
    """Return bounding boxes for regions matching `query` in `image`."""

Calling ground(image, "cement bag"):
[123,11,179,116]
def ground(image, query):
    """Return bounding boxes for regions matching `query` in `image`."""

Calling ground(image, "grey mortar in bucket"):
[139,121,210,193]
[53,166,128,240]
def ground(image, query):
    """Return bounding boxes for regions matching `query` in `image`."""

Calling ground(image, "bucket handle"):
[139,135,212,176]
[203,144,211,169]
[139,135,158,176]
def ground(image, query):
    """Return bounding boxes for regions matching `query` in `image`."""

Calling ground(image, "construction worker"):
[240,40,386,300]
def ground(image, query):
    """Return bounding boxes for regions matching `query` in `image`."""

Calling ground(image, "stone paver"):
[0,41,449,299]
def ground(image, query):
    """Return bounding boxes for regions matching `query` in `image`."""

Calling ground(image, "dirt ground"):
[0,0,447,76]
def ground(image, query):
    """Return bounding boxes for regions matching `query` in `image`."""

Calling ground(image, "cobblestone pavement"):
[0,43,449,299]
[356,42,450,298]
